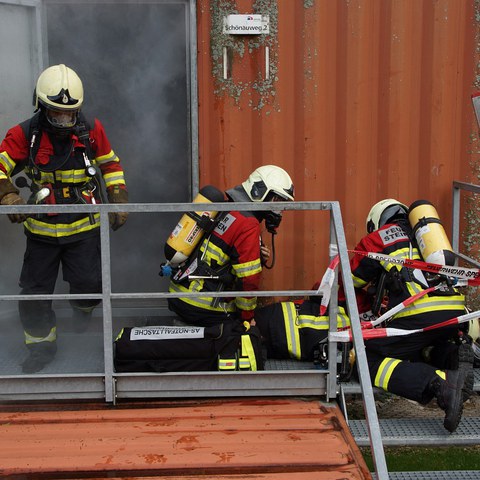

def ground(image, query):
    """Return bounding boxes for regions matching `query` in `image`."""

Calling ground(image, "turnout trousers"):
[365,310,464,403]
[18,235,102,348]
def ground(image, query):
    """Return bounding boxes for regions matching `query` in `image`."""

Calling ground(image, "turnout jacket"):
[0,112,126,243]
[349,219,464,324]
[169,208,263,322]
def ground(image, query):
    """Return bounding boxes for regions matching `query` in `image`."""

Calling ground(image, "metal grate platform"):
[351,416,480,447]
[375,472,480,479]
[0,307,319,376]
[0,335,317,376]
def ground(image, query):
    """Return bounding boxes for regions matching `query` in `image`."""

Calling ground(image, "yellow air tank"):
[408,200,455,266]
[164,185,224,267]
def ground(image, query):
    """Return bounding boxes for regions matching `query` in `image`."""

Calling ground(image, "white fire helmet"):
[33,64,83,129]
[366,199,408,233]
[242,165,294,202]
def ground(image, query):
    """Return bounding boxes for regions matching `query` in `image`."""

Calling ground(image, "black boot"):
[429,367,468,433]
[458,342,474,402]
[21,343,57,374]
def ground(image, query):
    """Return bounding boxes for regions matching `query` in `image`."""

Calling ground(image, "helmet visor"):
[378,205,407,228]
[265,191,292,202]
[46,109,78,129]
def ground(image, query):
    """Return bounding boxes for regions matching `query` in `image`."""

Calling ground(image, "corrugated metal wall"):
[196,0,479,291]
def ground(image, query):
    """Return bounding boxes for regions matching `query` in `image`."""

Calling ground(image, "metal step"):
[350,416,480,447]
[374,472,480,479]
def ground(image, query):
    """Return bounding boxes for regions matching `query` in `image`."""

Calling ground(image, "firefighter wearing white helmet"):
[239,165,294,237]
[344,198,472,433]
[168,165,294,340]
[366,198,408,233]
[242,165,295,202]
[0,64,129,373]
[34,64,84,131]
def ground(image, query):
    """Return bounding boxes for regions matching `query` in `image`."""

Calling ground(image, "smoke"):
[1,2,193,303]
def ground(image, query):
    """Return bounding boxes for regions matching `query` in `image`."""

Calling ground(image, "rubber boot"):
[21,342,57,374]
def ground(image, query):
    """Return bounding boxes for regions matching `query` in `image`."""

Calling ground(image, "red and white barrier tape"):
[315,255,340,315]
[330,309,480,343]
[362,285,440,328]
[349,250,480,285]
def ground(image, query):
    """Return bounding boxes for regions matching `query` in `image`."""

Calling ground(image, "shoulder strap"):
[74,112,94,160]
[10,114,41,178]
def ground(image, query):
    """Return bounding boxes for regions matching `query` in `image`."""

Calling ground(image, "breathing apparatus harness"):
[368,217,457,326]
[16,112,106,223]
[161,186,282,309]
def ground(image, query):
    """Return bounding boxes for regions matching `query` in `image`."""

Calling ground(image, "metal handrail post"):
[99,208,115,403]
[451,181,480,268]
[331,202,389,480]
[452,183,461,255]
[326,209,339,400]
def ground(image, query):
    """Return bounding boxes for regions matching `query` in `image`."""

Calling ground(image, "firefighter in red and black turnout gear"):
[346,199,473,432]
[0,64,128,373]
[168,165,294,327]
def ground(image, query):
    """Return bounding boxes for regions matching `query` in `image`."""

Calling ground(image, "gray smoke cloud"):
[0,2,193,311]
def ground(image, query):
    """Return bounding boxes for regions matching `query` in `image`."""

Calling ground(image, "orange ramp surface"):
[0,397,371,479]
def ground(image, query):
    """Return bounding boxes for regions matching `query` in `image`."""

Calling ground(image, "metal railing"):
[452,180,480,268]
[0,199,389,479]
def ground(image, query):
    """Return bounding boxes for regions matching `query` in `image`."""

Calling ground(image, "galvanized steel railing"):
[0,200,389,479]
[452,180,480,268]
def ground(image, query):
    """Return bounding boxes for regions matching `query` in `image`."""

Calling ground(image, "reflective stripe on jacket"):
[350,221,465,320]
[0,115,126,243]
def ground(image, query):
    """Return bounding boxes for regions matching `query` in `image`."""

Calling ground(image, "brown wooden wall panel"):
[197,0,479,291]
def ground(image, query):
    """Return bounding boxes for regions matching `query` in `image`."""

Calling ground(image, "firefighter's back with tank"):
[346,198,474,433]
[167,165,294,327]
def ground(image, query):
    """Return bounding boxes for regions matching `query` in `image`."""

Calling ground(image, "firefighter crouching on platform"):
[345,199,474,433]
[0,64,128,374]
[167,165,294,327]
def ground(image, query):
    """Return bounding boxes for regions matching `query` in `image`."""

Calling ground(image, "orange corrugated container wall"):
[196,0,480,292]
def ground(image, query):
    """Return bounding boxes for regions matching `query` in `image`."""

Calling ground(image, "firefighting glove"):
[1,192,28,223]
[107,185,129,231]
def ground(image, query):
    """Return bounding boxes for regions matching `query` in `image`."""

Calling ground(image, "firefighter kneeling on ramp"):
[343,198,474,433]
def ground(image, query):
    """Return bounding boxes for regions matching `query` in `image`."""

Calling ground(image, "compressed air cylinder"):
[408,200,455,266]
[164,185,224,267]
